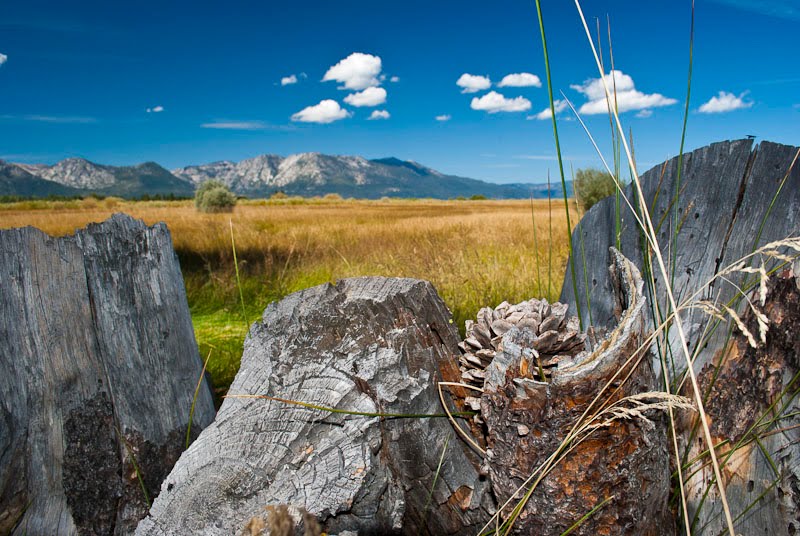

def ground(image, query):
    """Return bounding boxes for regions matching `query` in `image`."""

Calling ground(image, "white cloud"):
[10,114,98,124]
[636,109,653,118]
[570,70,677,114]
[435,114,451,121]
[201,121,268,130]
[698,91,753,113]
[281,74,298,86]
[457,73,491,93]
[0,53,7,66]
[471,91,531,113]
[530,99,568,120]
[323,52,382,90]
[498,72,542,88]
[343,87,387,107]
[390,76,400,83]
[146,105,164,113]
[368,110,390,120]
[291,99,351,124]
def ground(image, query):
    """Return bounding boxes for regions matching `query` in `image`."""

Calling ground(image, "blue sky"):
[0,0,798,183]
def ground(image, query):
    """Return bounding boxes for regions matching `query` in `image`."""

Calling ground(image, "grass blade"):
[534,0,582,328]
[572,2,736,533]
[186,349,212,450]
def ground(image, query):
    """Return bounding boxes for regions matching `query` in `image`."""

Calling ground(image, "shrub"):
[469,194,488,201]
[574,167,616,211]
[195,180,237,213]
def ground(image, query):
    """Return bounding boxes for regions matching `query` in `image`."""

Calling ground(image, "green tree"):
[574,168,616,211]
[195,180,237,213]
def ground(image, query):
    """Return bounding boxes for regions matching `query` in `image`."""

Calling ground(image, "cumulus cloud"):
[435,114,451,121]
[323,53,382,90]
[281,74,298,86]
[471,91,531,113]
[530,99,567,120]
[146,105,164,113]
[0,53,7,66]
[498,72,542,88]
[201,121,268,130]
[343,87,387,107]
[570,70,677,114]
[291,99,351,124]
[368,110,390,120]
[457,73,491,93]
[636,109,653,118]
[390,76,400,83]
[698,91,753,113]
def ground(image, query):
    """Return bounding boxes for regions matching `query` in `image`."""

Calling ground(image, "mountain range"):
[0,153,571,200]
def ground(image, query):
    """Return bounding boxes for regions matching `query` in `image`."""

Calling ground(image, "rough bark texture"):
[559,140,800,534]
[685,266,800,535]
[137,277,495,536]
[480,249,673,535]
[0,214,216,535]
[561,139,799,370]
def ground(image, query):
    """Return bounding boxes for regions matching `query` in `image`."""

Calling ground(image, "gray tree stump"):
[560,140,800,534]
[0,214,216,535]
[137,277,495,536]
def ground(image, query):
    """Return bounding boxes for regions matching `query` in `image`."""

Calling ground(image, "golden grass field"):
[0,197,576,393]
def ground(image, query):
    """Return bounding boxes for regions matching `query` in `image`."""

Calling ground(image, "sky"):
[0,0,798,183]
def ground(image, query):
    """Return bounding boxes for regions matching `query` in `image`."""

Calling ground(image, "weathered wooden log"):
[559,139,800,534]
[478,249,674,535]
[0,214,216,535]
[684,264,800,535]
[137,277,495,535]
[561,139,800,372]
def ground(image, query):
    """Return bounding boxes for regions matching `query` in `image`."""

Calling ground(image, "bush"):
[469,194,488,201]
[574,168,616,211]
[195,180,237,213]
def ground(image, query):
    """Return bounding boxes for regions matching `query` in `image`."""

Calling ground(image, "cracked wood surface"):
[559,140,800,534]
[137,277,494,535]
[480,249,674,535]
[0,214,215,535]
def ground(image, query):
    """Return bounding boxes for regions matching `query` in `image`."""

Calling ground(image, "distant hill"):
[4,153,571,200]
[172,152,571,199]
[16,158,194,198]
[0,160,82,197]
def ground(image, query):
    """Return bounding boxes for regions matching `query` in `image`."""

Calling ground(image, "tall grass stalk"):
[572,1,736,532]
[529,193,544,296]
[547,171,554,299]
[534,0,582,328]
[671,0,695,288]
[186,349,212,450]
[229,218,249,330]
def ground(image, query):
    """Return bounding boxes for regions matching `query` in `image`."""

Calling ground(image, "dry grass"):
[0,197,576,392]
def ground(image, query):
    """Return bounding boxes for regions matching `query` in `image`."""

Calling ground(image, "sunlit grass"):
[0,197,576,392]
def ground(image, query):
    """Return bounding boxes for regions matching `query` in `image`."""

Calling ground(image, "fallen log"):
[0,214,216,535]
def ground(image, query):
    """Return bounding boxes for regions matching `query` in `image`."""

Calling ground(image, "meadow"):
[0,196,576,393]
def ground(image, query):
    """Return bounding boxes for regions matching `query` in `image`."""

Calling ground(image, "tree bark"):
[137,277,495,536]
[559,139,800,534]
[0,214,215,535]
[478,249,674,535]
